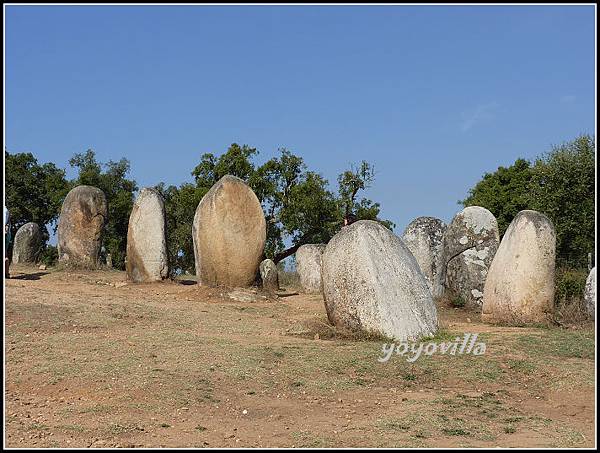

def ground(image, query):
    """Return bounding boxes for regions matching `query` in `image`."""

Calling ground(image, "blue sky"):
[5,5,596,241]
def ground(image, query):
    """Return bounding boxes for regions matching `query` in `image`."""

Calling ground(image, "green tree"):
[154,182,206,275]
[337,160,395,231]
[192,144,258,187]
[528,135,595,268]
[248,148,341,262]
[338,160,375,224]
[5,150,70,242]
[461,158,532,235]
[159,143,393,273]
[461,134,595,269]
[69,149,138,270]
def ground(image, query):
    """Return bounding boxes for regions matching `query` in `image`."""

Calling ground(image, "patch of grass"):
[435,414,483,438]
[290,430,333,448]
[110,423,144,435]
[419,329,461,343]
[427,393,510,440]
[285,317,395,343]
[352,377,369,386]
[29,422,50,431]
[515,330,595,360]
[442,427,470,436]
[504,425,517,434]
[506,358,536,374]
[377,418,412,432]
[471,361,505,381]
[412,428,431,439]
[503,416,525,423]
[181,376,219,404]
[195,425,207,432]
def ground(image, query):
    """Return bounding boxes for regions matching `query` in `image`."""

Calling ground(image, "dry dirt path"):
[4,264,596,447]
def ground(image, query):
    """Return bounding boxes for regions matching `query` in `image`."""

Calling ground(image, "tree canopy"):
[461,158,532,235]
[157,143,394,274]
[6,144,392,273]
[528,135,595,268]
[462,134,595,269]
[5,150,69,242]
[7,135,593,275]
[69,149,138,270]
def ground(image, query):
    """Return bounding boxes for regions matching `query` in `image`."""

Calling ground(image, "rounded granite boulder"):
[401,216,446,298]
[442,206,500,307]
[126,188,169,282]
[13,222,44,264]
[192,175,266,287]
[482,210,556,325]
[57,185,107,267]
[296,244,327,294]
[322,220,438,341]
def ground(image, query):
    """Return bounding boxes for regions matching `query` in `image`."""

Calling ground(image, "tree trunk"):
[273,243,304,264]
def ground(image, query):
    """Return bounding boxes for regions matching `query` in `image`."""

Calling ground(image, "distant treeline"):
[5,144,393,273]
[461,134,595,270]
[5,134,595,283]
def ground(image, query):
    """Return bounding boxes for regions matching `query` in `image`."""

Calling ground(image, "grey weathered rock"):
[57,185,107,267]
[296,244,326,293]
[322,220,438,341]
[260,259,279,293]
[482,210,555,325]
[126,188,169,282]
[401,217,446,297]
[13,222,43,263]
[584,267,596,319]
[193,175,266,287]
[442,206,499,307]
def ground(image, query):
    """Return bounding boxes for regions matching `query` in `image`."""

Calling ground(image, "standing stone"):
[126,188,169,282]
[442,206,499,307]
[401,217,447,298]
[296,244,326,294]
[584,267,596,319]
[260,259,279,293]
[193,175,266,287]
[13,222,43,264]
[322,220,438,341]
[482,210,556,325]
[57,185,107,267]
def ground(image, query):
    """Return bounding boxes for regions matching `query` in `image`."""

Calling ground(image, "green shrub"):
[462,134,595,269]
[451,295,466,308]
[554,267,588,306]
[554,266,590,325]
[40,245,58,267]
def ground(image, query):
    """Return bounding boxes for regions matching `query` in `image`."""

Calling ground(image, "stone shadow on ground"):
[9,271,49,280]
[176,279,197,286]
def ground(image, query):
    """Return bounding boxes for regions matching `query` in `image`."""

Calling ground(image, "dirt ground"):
[4,263,596,448]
